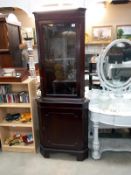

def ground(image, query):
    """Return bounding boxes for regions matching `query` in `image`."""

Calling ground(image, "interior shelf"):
[2,143,35,153]
[0,49,10,53]
[0,103,31,108]
[0,77,34,84]
[86,41,111,45]
[0,120,32,127]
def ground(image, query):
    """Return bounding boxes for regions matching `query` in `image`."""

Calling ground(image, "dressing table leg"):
[92,122,101,159]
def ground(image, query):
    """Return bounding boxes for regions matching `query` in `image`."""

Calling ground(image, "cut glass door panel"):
[42,22,77,96]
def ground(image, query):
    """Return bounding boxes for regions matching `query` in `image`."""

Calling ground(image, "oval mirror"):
[97,39,131,93]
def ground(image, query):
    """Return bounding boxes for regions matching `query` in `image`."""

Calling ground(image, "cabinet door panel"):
[38,106,84,150]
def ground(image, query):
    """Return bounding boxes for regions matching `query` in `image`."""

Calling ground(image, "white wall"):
[0,0,86,27]
[1,1,131,41]
[0,0,86,14]
[0,0,31,14]
[85,3,131,41]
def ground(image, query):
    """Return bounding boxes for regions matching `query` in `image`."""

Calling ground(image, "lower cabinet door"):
[38,102,87,150]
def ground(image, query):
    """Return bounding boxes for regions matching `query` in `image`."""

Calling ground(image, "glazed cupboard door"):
[34,9,85,98]
[41,22,77,97]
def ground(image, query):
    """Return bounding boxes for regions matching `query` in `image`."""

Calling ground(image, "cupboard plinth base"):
[40,145,88,161]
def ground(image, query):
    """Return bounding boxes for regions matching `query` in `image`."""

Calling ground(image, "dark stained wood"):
[34,8,88,160]
[0,21,9,49]
[37,98,88,160]
[34,8,85,98]
[0,18,22,67]
[0,53,13,67]
[0,68,28,82]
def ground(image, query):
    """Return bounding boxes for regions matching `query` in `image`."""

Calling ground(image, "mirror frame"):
[97,39,131,93]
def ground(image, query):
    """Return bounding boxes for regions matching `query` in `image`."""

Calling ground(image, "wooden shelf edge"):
[0,121,32,127]
[0,77,34,84]
[2,144,36,153]
[0,49,10,53]
[86,41,111,45]
[0,103,31,108]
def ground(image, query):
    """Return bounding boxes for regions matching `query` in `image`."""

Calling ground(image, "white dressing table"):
[89,39,131,159]
[89,90,131,159]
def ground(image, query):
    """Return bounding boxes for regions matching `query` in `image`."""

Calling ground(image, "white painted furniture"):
[89,39,131,159]
[89,90,131,159]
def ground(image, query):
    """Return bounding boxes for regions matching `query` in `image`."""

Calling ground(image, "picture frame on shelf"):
[116,25,131,39]
[92,26,112,43]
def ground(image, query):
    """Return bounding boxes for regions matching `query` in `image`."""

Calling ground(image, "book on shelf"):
[0,85,29,103]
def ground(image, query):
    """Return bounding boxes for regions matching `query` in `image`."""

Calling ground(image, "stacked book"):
[0,85,29,103]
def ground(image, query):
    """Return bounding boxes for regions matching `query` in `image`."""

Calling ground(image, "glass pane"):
[43,23,77,95]
[103,42,131,86]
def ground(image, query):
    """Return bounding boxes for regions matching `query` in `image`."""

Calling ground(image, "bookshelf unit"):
[0,78,38,153]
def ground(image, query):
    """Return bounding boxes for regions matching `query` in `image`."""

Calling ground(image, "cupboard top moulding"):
[33,8,86,20]
[33,8,86,98]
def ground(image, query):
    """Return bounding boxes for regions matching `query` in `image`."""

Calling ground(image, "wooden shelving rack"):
[0,78,38,153]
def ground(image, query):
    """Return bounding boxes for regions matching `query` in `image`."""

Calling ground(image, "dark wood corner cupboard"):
[34,8,88,161]
[0,16,22,67]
